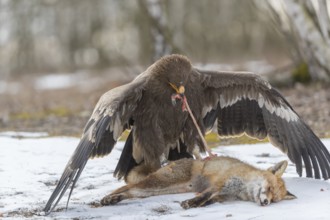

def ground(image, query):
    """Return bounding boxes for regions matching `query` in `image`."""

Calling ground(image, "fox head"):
[258,160,296,206]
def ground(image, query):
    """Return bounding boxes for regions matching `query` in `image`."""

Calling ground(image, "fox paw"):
[180,200,195,209]
[181,191,214,209]
[180,199,203,209]
[100,194,123,206]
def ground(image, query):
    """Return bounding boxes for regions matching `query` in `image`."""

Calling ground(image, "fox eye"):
[267,186,271,192]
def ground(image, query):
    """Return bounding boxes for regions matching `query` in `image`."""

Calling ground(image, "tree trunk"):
[257,0,330,82]
[138,0,179,62]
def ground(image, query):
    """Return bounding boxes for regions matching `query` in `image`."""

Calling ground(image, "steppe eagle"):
[44,54,330,213]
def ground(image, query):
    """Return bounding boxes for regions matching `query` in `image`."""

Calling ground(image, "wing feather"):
[197,69,330,179]
[44,73,147,214]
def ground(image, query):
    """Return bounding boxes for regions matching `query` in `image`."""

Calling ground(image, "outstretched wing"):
[198,69,330,180]
[44,73,148,214]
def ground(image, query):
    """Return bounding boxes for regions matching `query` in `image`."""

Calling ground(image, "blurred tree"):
[0,0,288,76]
[137,0,179,62]
[257,0,330,82]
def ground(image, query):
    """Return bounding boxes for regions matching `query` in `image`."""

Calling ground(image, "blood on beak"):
[169,82,186,107]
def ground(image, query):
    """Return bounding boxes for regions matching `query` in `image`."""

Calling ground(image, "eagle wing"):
[44,72,148,214]
[198,69,330,180]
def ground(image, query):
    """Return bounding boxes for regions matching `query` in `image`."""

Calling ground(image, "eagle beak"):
[169,82,185,107]
[169,82,185,96]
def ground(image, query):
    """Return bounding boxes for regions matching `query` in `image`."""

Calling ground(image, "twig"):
[183,96,214,157]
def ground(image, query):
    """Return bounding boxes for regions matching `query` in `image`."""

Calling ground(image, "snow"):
[0,134,330,220]
[0,81,21,94]
[32,70,135,92]
[195,60,275,75]
[34,73,88,90]
[0,131,49,138]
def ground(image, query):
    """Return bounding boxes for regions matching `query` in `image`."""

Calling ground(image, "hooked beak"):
[169,82,186,107]
[169,82,185,96]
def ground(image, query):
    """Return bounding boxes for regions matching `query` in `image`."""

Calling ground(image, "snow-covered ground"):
[1,132,330,220]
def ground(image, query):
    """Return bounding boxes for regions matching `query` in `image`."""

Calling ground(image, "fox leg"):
[101,179,192,206]
[101,185,133,205]
[102,159,195,206]
[180,186,223,209]
[181,191,213,209]
[181,175,226,209]
[203,194,225,205]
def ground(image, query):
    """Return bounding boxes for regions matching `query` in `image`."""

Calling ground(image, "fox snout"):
[256,187,272,206]
[259,198,270,206]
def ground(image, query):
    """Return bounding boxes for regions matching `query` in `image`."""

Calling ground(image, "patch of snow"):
[0,81,21,94]
[195,60,275,75]
[0,135,329,219]
[0,131,49,138]
[195,63,234,71]
[0,81,6,93]
[34,72,88,90]
[0,28,10,46]
[244,60,275,74]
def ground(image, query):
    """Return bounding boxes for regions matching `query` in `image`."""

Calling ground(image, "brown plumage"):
[44,54,330,213]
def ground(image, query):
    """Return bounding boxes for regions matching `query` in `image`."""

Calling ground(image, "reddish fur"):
[101,156,296,208]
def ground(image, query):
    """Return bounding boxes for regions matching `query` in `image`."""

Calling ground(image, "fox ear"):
[267,160,288,177]
[284,191,296,200]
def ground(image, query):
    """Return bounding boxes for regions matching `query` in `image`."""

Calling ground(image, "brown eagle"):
[44,54,330,213]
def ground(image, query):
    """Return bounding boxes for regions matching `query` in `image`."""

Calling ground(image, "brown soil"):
[281,83,330,138]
